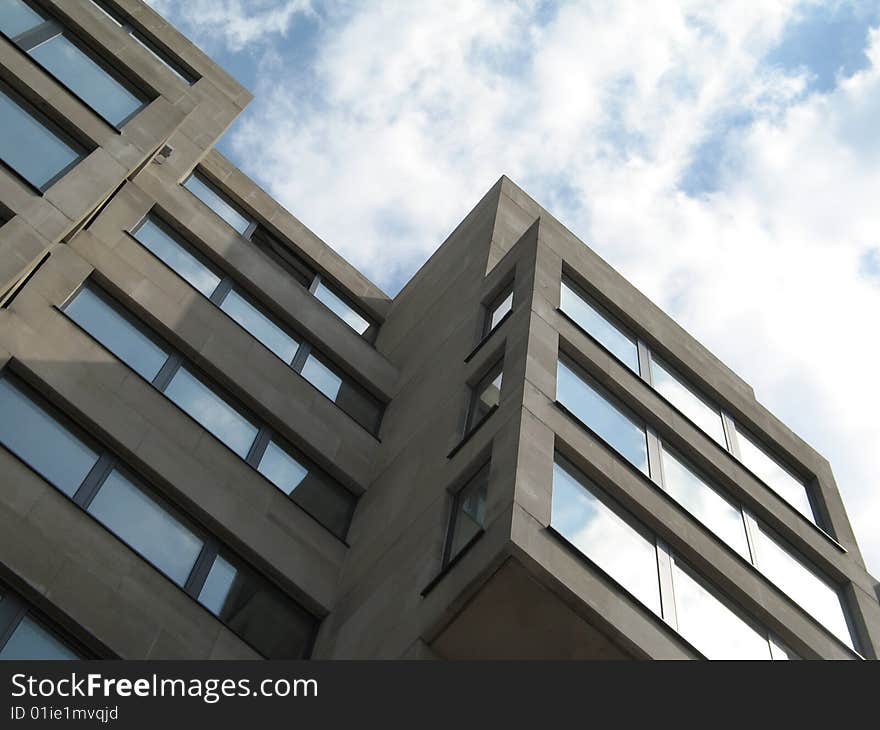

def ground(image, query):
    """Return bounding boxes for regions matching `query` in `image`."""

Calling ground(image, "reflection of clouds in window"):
[753,523,852,649]
[302,355,342,401]
[551,462,661,615]
[133,218,221,297]
[489,291,513,331]
[735,425,813,521]
[661,447,750,559]
[165,368,258,458]
[556,360,649,475]
[560,282,639,373]
[672,559,772,660]
[314,282,370,335]
[651,358,725,446]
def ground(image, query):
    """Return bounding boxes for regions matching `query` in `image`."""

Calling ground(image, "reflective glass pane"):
[87,0,123,26]
[556,359,649,474]
[0,88,79,188]
[0,0,44,37]
[164,368,258,458]
[302,354,342,401]
[660,446,750,559]
[257,440,353,538]
[753,522,853,649]
[470,370,502,428]
[449,468,488,561]
[29,35,142,126]
[132,217,220,297]
[488,291,513,331]
[313,282,370,335]
[734,424,814,521]
[650,357,726,446]
[131,33,192,83]
[198,554,315,658]
[0,616,79,660]
[551,461,661,614]
[219,289,299,363]
[0,378,97,497]
[87,470,203,586]
[671,559,772,660]
[183,174,250,234]
[65,287,169,381]
[559,281,639,373]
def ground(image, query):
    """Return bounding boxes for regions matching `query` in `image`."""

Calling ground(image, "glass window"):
[301,353,342,401]
[734,424,814,521]
[313,281,370,335]
[752,521,853,649]
[251,227,314,288]
[660,446,750,559]
[551,460,661,615]
[257,440,354,539]
[0,86,81,189]
[0,616,79,660]
[131,216,221,297]
[0,0,44,37]
[0,378,98,497]
[446,466,489,564]
[487,290,513,333]
[556,358,649,475]
[468,367,502,431]
[671,558,773,660]
[164,368,258,458]
[183,174,251,235]
[65,287,169,381]
[219,289,300,363]
[197,553,315,659]
[29,34,143,126]
[87,470,203,586]
[650,356,726,446]
[559,280,639,373]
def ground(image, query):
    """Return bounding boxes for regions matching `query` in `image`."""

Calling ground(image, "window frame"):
[0,78,88,192]
[0,371,318,658]
[85,0,199,85]
[3,2,152,129]
[59,281,357,539]
[442,462,491,570]
[129,212,384,435]
[0,583,93,659]
[483,284,514,338]
[464,358,503,436]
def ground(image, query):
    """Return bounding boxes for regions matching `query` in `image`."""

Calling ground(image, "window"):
[0,84,84,190]
[733,423,814,522]
[0,588,84,660]
[0,377,98,497]
[559,279,639,373]
[128,216,384,434]
[0,376,317,658]
[485,288,513,335]
[443,465,489,567]
[251,226,377,339]
[60,284,356,538]
[466,362,502,433]
[2,3,148,127]
[197,552,315,659]
[550,455,791,660]
[556,356,649,475]
[314,281,370,335]
[670,557,778,660]
[649,355,726,446]
[751,520,852,649]
[86,469,203,586]
[183,173,252,235]
[87,0,198,84]
[551,458,662,615]
[659,445,750,560]
[256,440,355,538]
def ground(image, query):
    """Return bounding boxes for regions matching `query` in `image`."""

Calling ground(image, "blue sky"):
[147,0,880,576]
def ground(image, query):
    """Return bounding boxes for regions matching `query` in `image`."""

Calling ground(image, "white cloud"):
[149,1,880,577]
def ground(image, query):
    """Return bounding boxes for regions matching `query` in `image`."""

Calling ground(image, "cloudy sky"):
[146,0,880,576]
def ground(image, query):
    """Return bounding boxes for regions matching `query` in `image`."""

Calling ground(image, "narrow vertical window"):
[485,288,513,335]
[444,465,490,567]
[466,362,503,433]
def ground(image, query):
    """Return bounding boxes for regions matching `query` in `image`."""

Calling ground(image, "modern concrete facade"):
[0,0,878,661]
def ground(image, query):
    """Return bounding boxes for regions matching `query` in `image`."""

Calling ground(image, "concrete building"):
[0,0,878,661]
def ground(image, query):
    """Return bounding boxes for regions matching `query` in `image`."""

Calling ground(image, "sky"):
[145,0,880,577]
